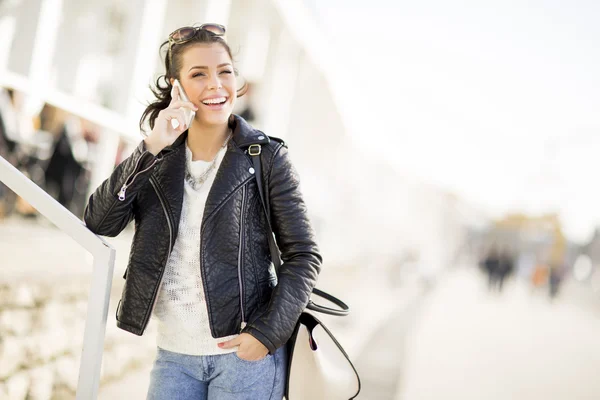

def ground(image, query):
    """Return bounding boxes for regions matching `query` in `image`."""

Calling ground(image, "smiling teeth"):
[202,97,226,105]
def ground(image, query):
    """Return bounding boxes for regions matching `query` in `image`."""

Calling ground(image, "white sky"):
[307,0,600,243]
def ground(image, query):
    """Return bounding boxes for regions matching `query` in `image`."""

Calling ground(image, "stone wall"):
[0,219,155,400]
[0,278,156,400]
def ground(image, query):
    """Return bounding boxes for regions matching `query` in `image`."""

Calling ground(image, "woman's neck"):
[186,120,230,161]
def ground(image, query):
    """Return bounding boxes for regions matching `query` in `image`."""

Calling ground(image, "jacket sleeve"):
[83,141,160,237]
[242,145,323,353]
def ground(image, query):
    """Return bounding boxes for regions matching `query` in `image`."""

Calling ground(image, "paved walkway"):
[6,218,599,400]
[354,283,427,399]
[396,268,600,400]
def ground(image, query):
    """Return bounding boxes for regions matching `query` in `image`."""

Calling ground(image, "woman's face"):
[175,43,237,127]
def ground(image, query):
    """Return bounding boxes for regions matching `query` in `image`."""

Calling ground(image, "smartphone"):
[171,79,195,130]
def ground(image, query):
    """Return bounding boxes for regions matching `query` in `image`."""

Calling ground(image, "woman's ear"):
[236,82,248,98]
[169,77,175,86]
[235,72,248,97]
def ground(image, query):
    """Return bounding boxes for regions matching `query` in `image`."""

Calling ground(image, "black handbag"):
[248,143,361,400]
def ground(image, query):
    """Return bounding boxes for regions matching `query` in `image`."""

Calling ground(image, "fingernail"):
[218,343,223,347]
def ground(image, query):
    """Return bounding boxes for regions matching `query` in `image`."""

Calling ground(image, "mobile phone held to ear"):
[171,79,195,130]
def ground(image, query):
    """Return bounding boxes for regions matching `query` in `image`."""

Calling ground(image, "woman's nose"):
[208,74,222,90]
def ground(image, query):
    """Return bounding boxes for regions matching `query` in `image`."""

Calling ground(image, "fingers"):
[159,108,187,132]
[219,334,268,361]
[218,336,241,349]
[170,84,179,103]
[169,100,198,112]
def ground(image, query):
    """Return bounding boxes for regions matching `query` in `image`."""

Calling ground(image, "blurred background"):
[0,0,599,399]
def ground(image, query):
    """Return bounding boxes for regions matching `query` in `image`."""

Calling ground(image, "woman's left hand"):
[219,333,269,361]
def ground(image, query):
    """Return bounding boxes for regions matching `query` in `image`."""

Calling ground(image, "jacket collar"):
[202,115,266,223]
[229,114,270,148]
[153,114,266,229]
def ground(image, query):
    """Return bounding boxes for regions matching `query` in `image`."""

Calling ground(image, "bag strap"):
[308,288,351,317]
[249,145,281,270]
[248,144,350,317]
[249,145,350,317]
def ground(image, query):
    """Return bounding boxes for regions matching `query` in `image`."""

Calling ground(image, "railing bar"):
[76,248,116,400]
[1,154,116,399]
[0,155,110,254]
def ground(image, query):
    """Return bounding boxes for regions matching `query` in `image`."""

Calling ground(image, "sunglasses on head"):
[168,23,226,65]
[169,23,226,43]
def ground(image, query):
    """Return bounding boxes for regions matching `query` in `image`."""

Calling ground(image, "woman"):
[84,24,322,399]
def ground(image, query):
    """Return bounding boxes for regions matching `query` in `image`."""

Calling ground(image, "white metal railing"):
[0,155,115,400]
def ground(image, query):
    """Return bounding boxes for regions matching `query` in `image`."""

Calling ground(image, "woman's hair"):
[139,29,245,133]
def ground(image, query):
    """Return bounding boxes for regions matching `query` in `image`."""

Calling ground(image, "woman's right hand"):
[144,84,198,155]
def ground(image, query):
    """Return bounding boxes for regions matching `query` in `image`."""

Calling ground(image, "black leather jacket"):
[83,115,322,354]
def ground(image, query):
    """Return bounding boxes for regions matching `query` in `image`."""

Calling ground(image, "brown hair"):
[139,29,246,133]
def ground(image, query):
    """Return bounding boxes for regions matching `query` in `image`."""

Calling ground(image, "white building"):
[0,0,478,274]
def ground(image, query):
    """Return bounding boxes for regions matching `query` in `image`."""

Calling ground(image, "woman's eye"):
[192,73,206,78]
[220,70,233,74]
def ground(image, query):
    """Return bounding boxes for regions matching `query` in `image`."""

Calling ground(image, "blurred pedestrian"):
[548,265,563,299]
[496,248,514,292]
[84,24,321,400]
[42,106,93,215]
[44,122,83,212]
[0,88,20,218]
[531,262,549,291]
[483,247,501,292]
[0,88,21,153]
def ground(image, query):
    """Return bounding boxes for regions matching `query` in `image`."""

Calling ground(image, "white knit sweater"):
[152,142,238,355]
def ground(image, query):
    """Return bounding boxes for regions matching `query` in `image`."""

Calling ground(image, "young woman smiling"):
[84,24,322,399]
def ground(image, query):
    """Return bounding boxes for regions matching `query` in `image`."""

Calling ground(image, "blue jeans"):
[147,346,287,400]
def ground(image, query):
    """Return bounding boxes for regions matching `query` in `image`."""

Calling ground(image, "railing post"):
[0,155,116,399]
[76,246,116,400]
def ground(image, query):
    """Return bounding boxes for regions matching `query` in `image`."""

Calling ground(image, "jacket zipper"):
[200,179,252,337]
[143,177,174,333]
[118,153,159,201]
[238,185,247,329]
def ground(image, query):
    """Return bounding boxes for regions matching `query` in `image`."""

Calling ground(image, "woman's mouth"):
[201,96,228,110]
